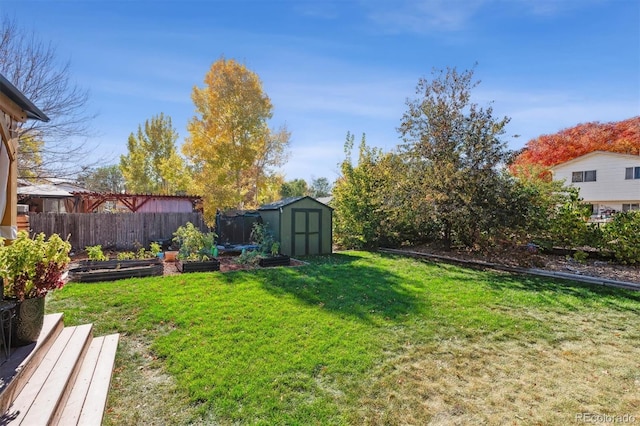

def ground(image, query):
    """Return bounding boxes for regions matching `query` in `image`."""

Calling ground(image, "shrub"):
[546,191,593,248]
[572,250,588,264]
[603,211,640,264]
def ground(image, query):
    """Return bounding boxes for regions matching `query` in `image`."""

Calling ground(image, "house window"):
[622,204,640,212]
[625,167,640,180]
[572,170,596,182]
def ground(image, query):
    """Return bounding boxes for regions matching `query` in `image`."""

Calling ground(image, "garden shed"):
[259,196,333,257]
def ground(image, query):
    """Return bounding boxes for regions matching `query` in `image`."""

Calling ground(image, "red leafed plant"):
[510,116,640,178]
[0,231,71,301]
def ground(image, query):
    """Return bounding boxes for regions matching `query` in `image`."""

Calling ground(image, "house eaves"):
[0,73,50,122]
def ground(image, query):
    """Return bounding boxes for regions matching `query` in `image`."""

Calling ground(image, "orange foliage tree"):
[510,116,640,178]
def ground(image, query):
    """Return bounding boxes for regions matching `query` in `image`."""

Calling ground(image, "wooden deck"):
[0,313,119,425]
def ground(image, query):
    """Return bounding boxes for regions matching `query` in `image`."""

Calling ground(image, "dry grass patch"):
[355,309,640,425]
[105,336,212,426]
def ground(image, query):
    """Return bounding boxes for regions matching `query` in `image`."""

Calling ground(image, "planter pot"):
[164,251,178,262]
[68,258,164,283]
[177,259,220,273]
[9,297,45,347]
[258,255,291,267]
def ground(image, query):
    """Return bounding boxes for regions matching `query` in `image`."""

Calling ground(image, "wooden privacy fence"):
[28,212,211,251]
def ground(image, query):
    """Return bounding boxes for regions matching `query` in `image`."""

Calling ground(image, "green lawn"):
[48,251,640,425]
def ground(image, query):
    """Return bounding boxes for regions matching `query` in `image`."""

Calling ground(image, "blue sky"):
[4,0,639,183]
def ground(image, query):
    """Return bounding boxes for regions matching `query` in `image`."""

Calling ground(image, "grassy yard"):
[47,251,640,425]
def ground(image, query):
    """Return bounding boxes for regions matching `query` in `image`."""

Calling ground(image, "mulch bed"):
[398,245,639,284]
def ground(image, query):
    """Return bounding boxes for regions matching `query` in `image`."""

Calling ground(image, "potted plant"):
[0,231,71,346]
[250,223,290,267]
[173,222,220,273]
[68,243,163,283]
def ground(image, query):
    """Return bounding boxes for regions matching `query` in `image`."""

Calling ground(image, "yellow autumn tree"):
[183,58,289,222]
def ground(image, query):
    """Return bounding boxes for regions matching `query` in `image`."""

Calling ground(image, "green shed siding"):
[259,197,332,256]
[259,209,280,245]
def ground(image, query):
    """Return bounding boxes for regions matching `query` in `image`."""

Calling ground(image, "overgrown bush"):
[173,222,217,261]
[603,211,640,264]
[539,189,602,249]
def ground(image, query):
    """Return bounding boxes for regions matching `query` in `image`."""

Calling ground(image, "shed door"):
[292,209,322,256]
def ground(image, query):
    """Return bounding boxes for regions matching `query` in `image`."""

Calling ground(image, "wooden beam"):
[0,115,17,161]
[87,195,108,213]
[0,91,27,123]
[1,145,17,240]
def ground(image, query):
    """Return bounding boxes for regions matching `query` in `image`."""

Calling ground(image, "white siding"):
[551,152,640,211]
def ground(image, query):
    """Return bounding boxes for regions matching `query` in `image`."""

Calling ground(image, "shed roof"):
[0,73,49,122]
[259,196,333,211]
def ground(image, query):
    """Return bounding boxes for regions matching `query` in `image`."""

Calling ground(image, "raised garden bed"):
[258,255,291,267]
[177,259,221,273]
[68,258,164,283]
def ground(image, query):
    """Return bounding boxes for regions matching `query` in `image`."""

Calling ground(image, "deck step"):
[8,323,93,424]
[0,313,65,414]
[55,333,120,426]
[0,313,119,425]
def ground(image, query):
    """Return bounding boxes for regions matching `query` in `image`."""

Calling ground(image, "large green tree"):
[280,179,308,198]
[398,66,513,248]
[183,58,290,219]
[120,113,191,194]
[309,177,332,198]
[77,165,125,193]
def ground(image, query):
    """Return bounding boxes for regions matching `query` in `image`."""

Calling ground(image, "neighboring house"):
[17,183,74,213]
[17,178,201,213]
[550,151,640,215]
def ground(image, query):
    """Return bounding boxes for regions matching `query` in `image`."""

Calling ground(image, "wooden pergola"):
[72,192,202,213]
[0,73,49,242]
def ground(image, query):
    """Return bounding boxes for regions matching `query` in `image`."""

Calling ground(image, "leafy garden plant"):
[0,231,71,301]
[236,248,260,266]
[86,245,108,261]
[173,222,217,261]
[117,242,163,261]
[250,222,276,256]
[270,241,280,257]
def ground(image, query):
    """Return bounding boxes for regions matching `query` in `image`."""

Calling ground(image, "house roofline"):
[550,150,640,170]
[0,73,50,122]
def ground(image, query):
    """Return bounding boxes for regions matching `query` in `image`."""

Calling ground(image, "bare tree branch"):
[1,15,100,180]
